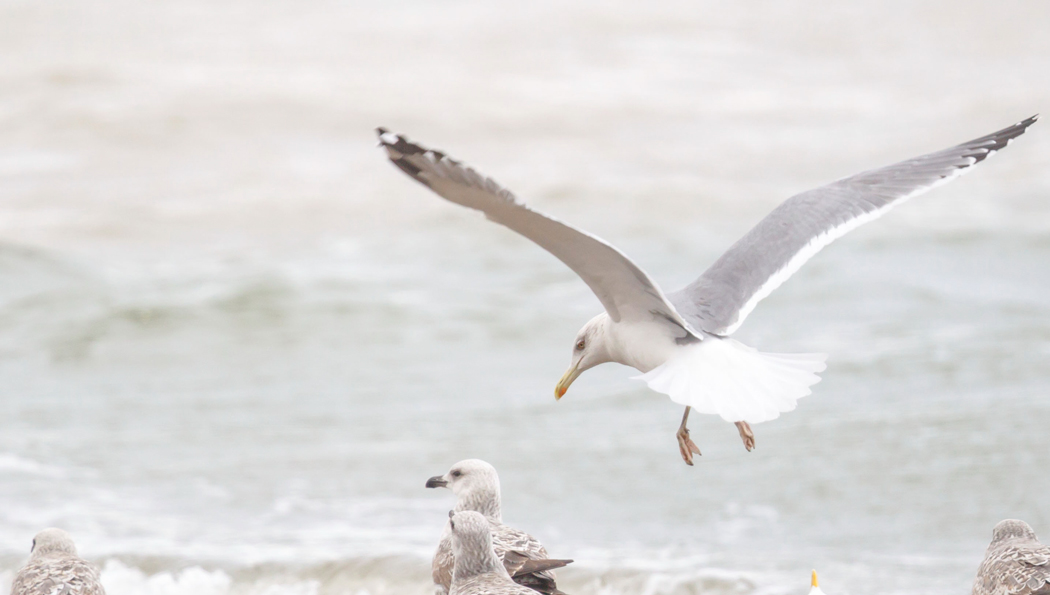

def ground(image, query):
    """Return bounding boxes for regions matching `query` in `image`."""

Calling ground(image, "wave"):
[88,557,773,595]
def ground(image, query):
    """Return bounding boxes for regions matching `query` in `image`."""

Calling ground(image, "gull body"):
[379,115,1038,464]
[448,511,537,595]
[11,528,105,595]
[974,519,1050,595]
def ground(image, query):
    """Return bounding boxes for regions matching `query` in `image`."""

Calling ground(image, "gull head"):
[556,313,614,400]
[991,519,1038,544]
[449,510,489,550]
[449,511,503,580]
[29,528,78,560]
[425,459,502,521]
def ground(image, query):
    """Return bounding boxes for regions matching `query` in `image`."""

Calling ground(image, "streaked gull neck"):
[450,511,507,582]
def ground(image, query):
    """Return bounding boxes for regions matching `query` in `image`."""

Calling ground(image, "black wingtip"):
[391,155,424,178]
[375,127,390,149]
[960,114,1039,166]
[375,129,438,188]
[1013,114,1039,133]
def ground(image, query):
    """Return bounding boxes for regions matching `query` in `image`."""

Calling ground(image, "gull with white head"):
[427,459,571,595]
[11,528,106,595]
[379,115,1038,465]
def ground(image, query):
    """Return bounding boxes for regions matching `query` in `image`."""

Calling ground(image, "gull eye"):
[31,539,35,552]
[450,470,462,478]
[575,340,585,351]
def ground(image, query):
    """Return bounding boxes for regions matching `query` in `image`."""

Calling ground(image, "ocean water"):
[1,1,1049,594]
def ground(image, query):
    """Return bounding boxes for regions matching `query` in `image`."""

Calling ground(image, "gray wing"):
[378,129,698,339]
[669,115,1039,336]
[12,557,106,595]
[974,542,1050,595]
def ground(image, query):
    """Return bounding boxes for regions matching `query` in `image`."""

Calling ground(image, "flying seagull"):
[11,528,106,595]
[974,519,1050,595]
[378,115,1037,465]
[448,511,542,595]
[427,459,571,595]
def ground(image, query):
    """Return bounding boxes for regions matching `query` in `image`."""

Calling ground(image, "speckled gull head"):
[425,459,502,522]
[30,528,78,559]
[991,519,1039,543]
[379,116,1038,465]
[449,511,505,582]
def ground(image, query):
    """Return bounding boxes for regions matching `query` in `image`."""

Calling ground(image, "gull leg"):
[676,407,702,466]
[735,421,755,451]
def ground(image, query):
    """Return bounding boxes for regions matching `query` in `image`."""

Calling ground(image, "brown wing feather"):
[511,558,573,578]
[975,542,1050,595]
[12,556,106,595]
[433,533,455,594]
[492,524,568,595]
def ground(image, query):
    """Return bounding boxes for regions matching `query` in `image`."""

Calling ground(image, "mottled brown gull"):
[448,511,540,595]
[974,519,1050,595]
[11,528,105,595]
[379,115,1037,465]
[427,459,571,595]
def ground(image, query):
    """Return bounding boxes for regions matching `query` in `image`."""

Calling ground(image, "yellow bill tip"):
[811,570,819,588]
[555,386,567,400]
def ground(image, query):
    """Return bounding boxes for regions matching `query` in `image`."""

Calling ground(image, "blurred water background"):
[1,1,1049,594]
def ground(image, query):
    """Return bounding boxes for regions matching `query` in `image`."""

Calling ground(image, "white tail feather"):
[633,338,827,423]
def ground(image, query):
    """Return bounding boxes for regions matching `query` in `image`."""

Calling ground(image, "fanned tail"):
[634,338,826,423]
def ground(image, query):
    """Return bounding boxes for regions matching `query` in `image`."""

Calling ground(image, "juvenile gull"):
[448,511,538,595]
[378,115,1038,465]
[974,519,1050,595]
[427,459,571,595]
[11,528,106,595]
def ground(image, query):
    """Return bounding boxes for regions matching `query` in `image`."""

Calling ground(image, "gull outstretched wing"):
[669,115,1038,336]
[378,128,697,338]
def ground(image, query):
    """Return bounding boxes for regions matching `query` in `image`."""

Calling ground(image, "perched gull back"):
[11,528,106,595]
[974,520,1050,595]
[448,511,538,595]
[379,116,1037,464]
[427,459,571,595]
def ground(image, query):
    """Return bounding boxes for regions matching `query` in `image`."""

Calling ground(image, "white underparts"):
[634,338,827,423]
